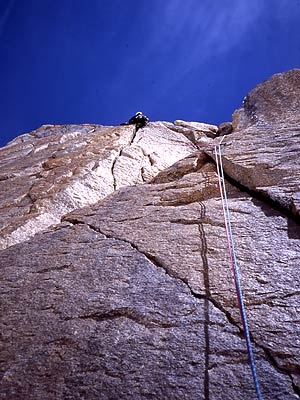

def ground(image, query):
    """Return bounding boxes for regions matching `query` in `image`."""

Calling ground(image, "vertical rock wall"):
[0,70,300,399]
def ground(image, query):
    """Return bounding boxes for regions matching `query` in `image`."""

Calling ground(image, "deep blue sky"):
[0,0,300,146]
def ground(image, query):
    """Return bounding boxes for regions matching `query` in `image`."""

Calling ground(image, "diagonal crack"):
[65,216,299,397]
[66,216,192,289]
[205,149,300,226]
[190,270,300,396]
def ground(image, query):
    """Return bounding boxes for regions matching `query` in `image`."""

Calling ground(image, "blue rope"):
[215,143,263,400]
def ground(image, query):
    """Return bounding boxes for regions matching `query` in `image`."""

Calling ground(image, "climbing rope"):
[214,141,263,400]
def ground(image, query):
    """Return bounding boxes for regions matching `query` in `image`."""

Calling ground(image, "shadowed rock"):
[217,122,233,136]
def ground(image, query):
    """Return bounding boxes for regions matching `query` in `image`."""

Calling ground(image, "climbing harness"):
[214,140,263,400]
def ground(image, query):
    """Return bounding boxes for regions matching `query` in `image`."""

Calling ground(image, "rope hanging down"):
[214,142,263,400]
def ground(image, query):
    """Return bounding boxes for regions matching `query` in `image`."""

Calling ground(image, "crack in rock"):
[65,217,192,287]
[192,285,300,395]
[64,217,250,332]
[111,149,122,191]
[64,216,300,395]
[65,307,197,329]
[205,149,300,226]
[33,264,73,274]
[110,126,141,191]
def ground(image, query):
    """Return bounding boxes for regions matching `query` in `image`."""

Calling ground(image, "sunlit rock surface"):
[0,70,300,399]
[0,122,194,250]
[225,68,300,218]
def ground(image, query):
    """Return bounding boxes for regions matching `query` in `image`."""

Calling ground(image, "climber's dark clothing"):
[120,112,149,131]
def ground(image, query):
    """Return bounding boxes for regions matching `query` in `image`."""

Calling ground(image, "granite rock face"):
[0,122,194,250]
[233,69,300,129]
[228,69,300,219]
[0,70,300,399]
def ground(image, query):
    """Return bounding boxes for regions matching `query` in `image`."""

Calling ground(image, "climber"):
[120,111,149,132]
